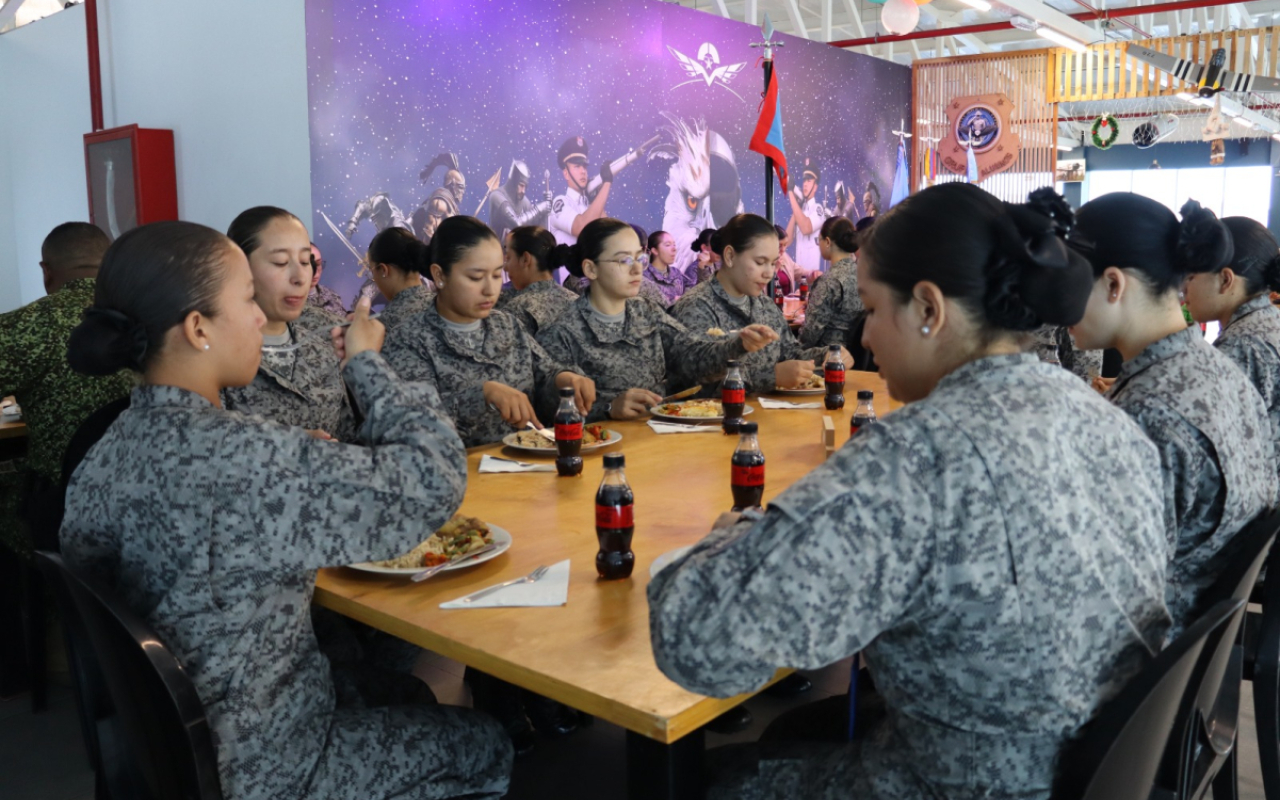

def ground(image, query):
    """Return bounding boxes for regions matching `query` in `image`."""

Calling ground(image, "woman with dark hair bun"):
[538,218,777,421]
[222,206,356,441]
[1070,193,1276,631]
[643,229,697,306]
[62,221,513,800]
[688,227,722,284]
[382,215,595,447]
[500,225,583,335]
[1185,215,1280,457]
[366,227,436,331]
[650,183,1171,800]
[672,214,844,392]
[799,216,864,349]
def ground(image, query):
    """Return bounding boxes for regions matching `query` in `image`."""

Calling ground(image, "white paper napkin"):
[758,397,822,410]
[440,559,570,608]
[478,455,556,473]
[646,420,722,434]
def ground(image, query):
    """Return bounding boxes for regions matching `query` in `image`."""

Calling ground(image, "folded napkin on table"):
[758,397,823,410]
[440,559,570,609]
[646,420,722,434]
[478,454,556,473]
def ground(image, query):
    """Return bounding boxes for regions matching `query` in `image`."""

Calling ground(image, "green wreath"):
[1091,115,1120,149]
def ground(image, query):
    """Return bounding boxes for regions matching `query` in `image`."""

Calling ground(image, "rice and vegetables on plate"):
[371,514,493,569]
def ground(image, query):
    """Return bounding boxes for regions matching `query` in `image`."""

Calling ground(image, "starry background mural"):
[305,0,910,302]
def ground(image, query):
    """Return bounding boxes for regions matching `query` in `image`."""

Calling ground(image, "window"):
[1081,165,1272,225]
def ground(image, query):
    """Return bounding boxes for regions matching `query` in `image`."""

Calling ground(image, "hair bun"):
[549,242,586,278]
[68,307,149,375]
[1177,199,1234,274]
[1265,253,1280,293]
[1025,187,1075,235]
[985,203,1094,329]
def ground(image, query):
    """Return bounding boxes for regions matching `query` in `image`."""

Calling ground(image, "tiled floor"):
[0,652,1270,800]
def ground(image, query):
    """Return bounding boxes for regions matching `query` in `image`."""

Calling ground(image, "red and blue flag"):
[749,64,788,191]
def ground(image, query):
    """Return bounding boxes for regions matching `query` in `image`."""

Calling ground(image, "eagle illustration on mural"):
[667,43,748,100]
[1128,46,1280,97]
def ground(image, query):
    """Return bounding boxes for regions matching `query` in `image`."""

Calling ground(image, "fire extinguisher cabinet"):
[83,125,178,238]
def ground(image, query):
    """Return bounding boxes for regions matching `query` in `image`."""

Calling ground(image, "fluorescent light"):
[1036,26,1088,53]
[1177,91,1197,102]
[956,0,992,10]
[1235,117,1255,129]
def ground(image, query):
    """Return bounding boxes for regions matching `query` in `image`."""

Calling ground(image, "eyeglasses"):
[598,255,650,269]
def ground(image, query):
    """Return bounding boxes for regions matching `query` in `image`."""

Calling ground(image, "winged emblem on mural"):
[1128,45,1280,97]
[668,43,748,100]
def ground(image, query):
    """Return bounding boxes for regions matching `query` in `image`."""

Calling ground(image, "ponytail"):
[509,226,558,274]
[368,227,432,276]
[551,218,631,278]
[1222,216,1280,295]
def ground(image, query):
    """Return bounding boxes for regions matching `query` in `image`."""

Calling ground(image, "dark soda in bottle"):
[730,422,765,511]
[554,387,584,477]
[721,359,746,435]
[849,390,877,440]
[773,282,785,310]
[823,344,845,411]
[798,274,809,303]
[595,453,635,580]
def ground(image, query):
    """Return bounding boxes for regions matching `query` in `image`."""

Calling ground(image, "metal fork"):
[455,565,550,604]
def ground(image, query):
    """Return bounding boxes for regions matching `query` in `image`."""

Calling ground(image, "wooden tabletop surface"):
[315,371,900,744]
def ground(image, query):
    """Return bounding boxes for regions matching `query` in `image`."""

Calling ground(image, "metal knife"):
[411,543,499,583]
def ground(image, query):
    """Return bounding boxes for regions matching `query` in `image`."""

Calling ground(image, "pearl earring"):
[203,344,210,351]
[921,325,931,335]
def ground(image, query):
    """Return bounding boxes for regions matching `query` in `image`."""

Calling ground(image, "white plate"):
[500,429,622,455]
[348,525,512,576]
[649,545,693,578]
[648,402,755,424]
[772,386,825,396]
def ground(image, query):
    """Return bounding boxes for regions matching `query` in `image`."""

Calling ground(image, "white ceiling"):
[670,0,1280,64]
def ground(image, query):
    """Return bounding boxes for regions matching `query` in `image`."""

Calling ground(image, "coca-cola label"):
[596,504,634,529]
[824,367,845,384]
[555,422,583,441]
[722,388,746,404]
[731,464,766,487]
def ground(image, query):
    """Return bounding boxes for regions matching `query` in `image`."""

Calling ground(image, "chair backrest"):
[35,552,222,800]
[1052,598,1246,800]
[1251,532,1280,799]
[1170,509,1280,797]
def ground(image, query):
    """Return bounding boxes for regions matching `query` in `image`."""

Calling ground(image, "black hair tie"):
[83,307,149,369]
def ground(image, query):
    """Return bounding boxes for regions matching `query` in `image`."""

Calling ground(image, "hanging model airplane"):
[1128,46,1280,97]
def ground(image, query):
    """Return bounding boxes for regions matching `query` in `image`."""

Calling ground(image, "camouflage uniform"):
[1213,294,1280,454]
[798,257,864,350]
[222,319,358,442]
[648,353,1171,800]
[672,278,826,394]
[501,279,578,337]
[61,351,513,800]
[0,278,133,481]
[1032,326,1104,382]
[563,275,668,309]
[382,305,575,447]
[537,295,745,422]
[376,284,435,333]
[642,263,698,307]
[1108,324,1278,631]
[308,283,348,318]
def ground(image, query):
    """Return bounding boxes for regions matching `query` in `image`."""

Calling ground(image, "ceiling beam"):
[744,0,758,26]
[920,5,993,54]
[996,0,1104,45]
[712,0,730,19]
[0,0,30,31]
[783,0,811,39]
[821,0,833,42]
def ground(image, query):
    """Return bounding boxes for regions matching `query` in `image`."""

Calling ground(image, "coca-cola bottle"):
[730,422,765,511]
[823,345,845,411]
[721,360,746,435]
[773,282,784,309]
[798,274,809,303]
[554,387,583,477]
[595,453,635,580]
[849,390,877,439]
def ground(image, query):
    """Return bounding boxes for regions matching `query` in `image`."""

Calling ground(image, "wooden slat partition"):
[912,50,1056,202]
[1047,26,1280,103]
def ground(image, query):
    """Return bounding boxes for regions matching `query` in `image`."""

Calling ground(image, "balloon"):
[881,0,919,34]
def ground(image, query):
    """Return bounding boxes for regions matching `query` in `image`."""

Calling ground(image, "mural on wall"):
[305,0,910,306]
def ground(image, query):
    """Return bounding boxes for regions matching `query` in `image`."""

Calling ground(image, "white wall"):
[0,0,313,312]
[0,5,93,312]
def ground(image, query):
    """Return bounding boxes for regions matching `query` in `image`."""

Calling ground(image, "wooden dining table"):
[314,371,900,799]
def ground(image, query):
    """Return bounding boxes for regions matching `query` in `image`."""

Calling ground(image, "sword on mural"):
[320,210,372,277]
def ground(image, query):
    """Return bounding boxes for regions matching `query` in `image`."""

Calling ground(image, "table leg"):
[626,728,704,800]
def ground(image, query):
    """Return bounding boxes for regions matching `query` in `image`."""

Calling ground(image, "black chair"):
[1052,598,1247,800]
[35,552,222,800]
[1248,540,1280,799]
[1174,509,1280,800]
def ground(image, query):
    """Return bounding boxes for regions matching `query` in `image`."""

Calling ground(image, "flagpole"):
[763,56,774,224]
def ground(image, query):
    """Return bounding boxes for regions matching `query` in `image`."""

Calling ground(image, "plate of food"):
[773,372,826,395]
[348,515,512,576]
[501,424,622,454]
[648,399,755,423]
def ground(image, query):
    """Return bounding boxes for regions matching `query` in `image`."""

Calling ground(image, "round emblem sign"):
[956,105,1000,154]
